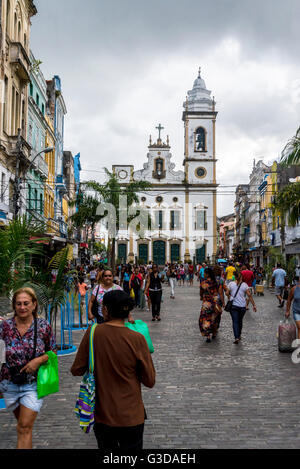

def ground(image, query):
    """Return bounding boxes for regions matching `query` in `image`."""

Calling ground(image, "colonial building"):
[26,50,48,222]
[46,75,67,240]
[0,0,37,223]
[109,70,218,265]
[218,213,235,259]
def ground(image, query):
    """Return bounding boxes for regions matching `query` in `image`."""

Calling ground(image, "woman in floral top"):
[0,287,56,449]
[199,268,224,343]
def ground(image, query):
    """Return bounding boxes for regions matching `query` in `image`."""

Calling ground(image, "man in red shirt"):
[241,264,254,310]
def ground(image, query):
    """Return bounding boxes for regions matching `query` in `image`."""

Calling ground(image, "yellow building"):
[44,115,59,235]
[270,161,280,232]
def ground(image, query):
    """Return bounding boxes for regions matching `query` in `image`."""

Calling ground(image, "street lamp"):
[26,146,54,174]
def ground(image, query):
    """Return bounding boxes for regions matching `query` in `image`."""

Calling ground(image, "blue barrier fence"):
[0,293,91,409]
[47,292,90,357]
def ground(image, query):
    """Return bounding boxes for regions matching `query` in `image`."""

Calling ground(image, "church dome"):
[193,68,206,90]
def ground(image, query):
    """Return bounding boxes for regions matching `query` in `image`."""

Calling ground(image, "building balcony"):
[10,42,31,85]
[58,218,68,237]
[46,218,60,236]
[26,208,46,225]
[6,134,31,166]
[29,153,48,179]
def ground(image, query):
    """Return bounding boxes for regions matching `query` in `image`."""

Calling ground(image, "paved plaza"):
[1,282,300,449]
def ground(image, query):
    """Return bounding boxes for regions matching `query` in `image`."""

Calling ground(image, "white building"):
[107,70,218,265]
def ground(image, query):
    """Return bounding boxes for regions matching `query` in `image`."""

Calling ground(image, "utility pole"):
[277,164,289,263]
[13,129,22,219]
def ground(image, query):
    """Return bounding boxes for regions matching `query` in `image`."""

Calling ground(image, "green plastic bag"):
[37,351,59,399]
[125,320,154,354]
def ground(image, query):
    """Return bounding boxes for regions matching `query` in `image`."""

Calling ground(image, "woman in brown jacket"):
[71,290,155,450]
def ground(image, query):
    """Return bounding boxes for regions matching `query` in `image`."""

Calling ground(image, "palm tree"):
[0,216,46,299]
[84,168,151,271]
[69,194,104,261]
[280,126,300,166]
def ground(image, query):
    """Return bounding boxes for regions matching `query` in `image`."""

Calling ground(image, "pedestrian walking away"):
[224,270,257,344]
[0,288,56,449]
[145,264,163,321]
[199,268,224,343]
[129,267,143,308]
[241,264,254,310]
[168,264,177,299]
[71,290,155,451]
[122,267,131,295]
[78,277,88,321]
[89,267,97,289]
[225,261,235,286]
[285,276,300,339]
[272,263,287,308]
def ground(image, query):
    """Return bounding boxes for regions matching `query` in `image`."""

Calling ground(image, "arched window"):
[195,127,206,152]
[6,0,11,37]
[18,21,21,42]
[14,12,17,40]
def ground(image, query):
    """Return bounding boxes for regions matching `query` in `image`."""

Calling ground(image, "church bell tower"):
[182,68,218,261]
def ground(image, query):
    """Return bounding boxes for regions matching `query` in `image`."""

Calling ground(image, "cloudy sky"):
[31,0,300,216]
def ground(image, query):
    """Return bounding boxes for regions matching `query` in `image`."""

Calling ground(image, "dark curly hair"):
[102,290,135,319]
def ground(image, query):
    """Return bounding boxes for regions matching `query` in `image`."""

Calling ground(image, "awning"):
[30,236,50,245]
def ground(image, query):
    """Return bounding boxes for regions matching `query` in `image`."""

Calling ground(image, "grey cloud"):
[32,0,300,62]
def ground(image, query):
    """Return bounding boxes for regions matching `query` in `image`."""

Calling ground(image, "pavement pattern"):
[1,282,300,449]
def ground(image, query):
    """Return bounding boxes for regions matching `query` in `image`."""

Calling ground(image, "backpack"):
[132,275,141,289]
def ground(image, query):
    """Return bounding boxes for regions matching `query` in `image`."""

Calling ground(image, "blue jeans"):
[230,305,246,340]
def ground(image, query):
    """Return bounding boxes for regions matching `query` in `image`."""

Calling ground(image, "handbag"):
[225,282,242,313]
[125,319,154,353]
[91,285,100,318]
[283,289,289,301]
[74,323,97,433]
[37,351,59,399]
[130,288,135,299]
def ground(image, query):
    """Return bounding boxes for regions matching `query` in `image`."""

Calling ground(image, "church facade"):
[111,70,218,266]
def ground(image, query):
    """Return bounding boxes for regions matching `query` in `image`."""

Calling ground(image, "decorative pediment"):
[134,151,184,184]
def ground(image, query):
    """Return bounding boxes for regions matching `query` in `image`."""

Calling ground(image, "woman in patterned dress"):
[199,268,224,343]
[0,287,56,449]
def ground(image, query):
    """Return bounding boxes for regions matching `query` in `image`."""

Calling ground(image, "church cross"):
[156,124,164,140]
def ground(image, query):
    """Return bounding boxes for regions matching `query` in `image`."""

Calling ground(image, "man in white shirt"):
[272,263,287,308]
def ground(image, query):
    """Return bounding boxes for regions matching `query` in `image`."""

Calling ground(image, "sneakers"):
[278,301,285,308]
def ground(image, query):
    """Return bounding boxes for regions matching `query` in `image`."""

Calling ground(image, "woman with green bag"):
[71,290,155,450]
[0,288,56,449]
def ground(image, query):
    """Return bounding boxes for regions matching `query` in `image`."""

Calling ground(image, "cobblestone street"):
[1,283,300,449]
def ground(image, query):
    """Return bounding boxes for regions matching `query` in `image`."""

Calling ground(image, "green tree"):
[280,126,300,166]
[69,193,104,261]
[0,216,46,298]
[84,168,151,271]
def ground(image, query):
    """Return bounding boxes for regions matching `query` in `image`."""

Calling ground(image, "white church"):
[107,69,218,266]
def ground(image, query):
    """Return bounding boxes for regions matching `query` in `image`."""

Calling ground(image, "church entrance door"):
[153,240,166,266]
[196,245,206,264]
[138,244,148,264]
[171,244,180,263]
[118,243,127,264]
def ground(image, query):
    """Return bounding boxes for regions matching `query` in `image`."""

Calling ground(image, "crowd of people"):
[1,257,300,450]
